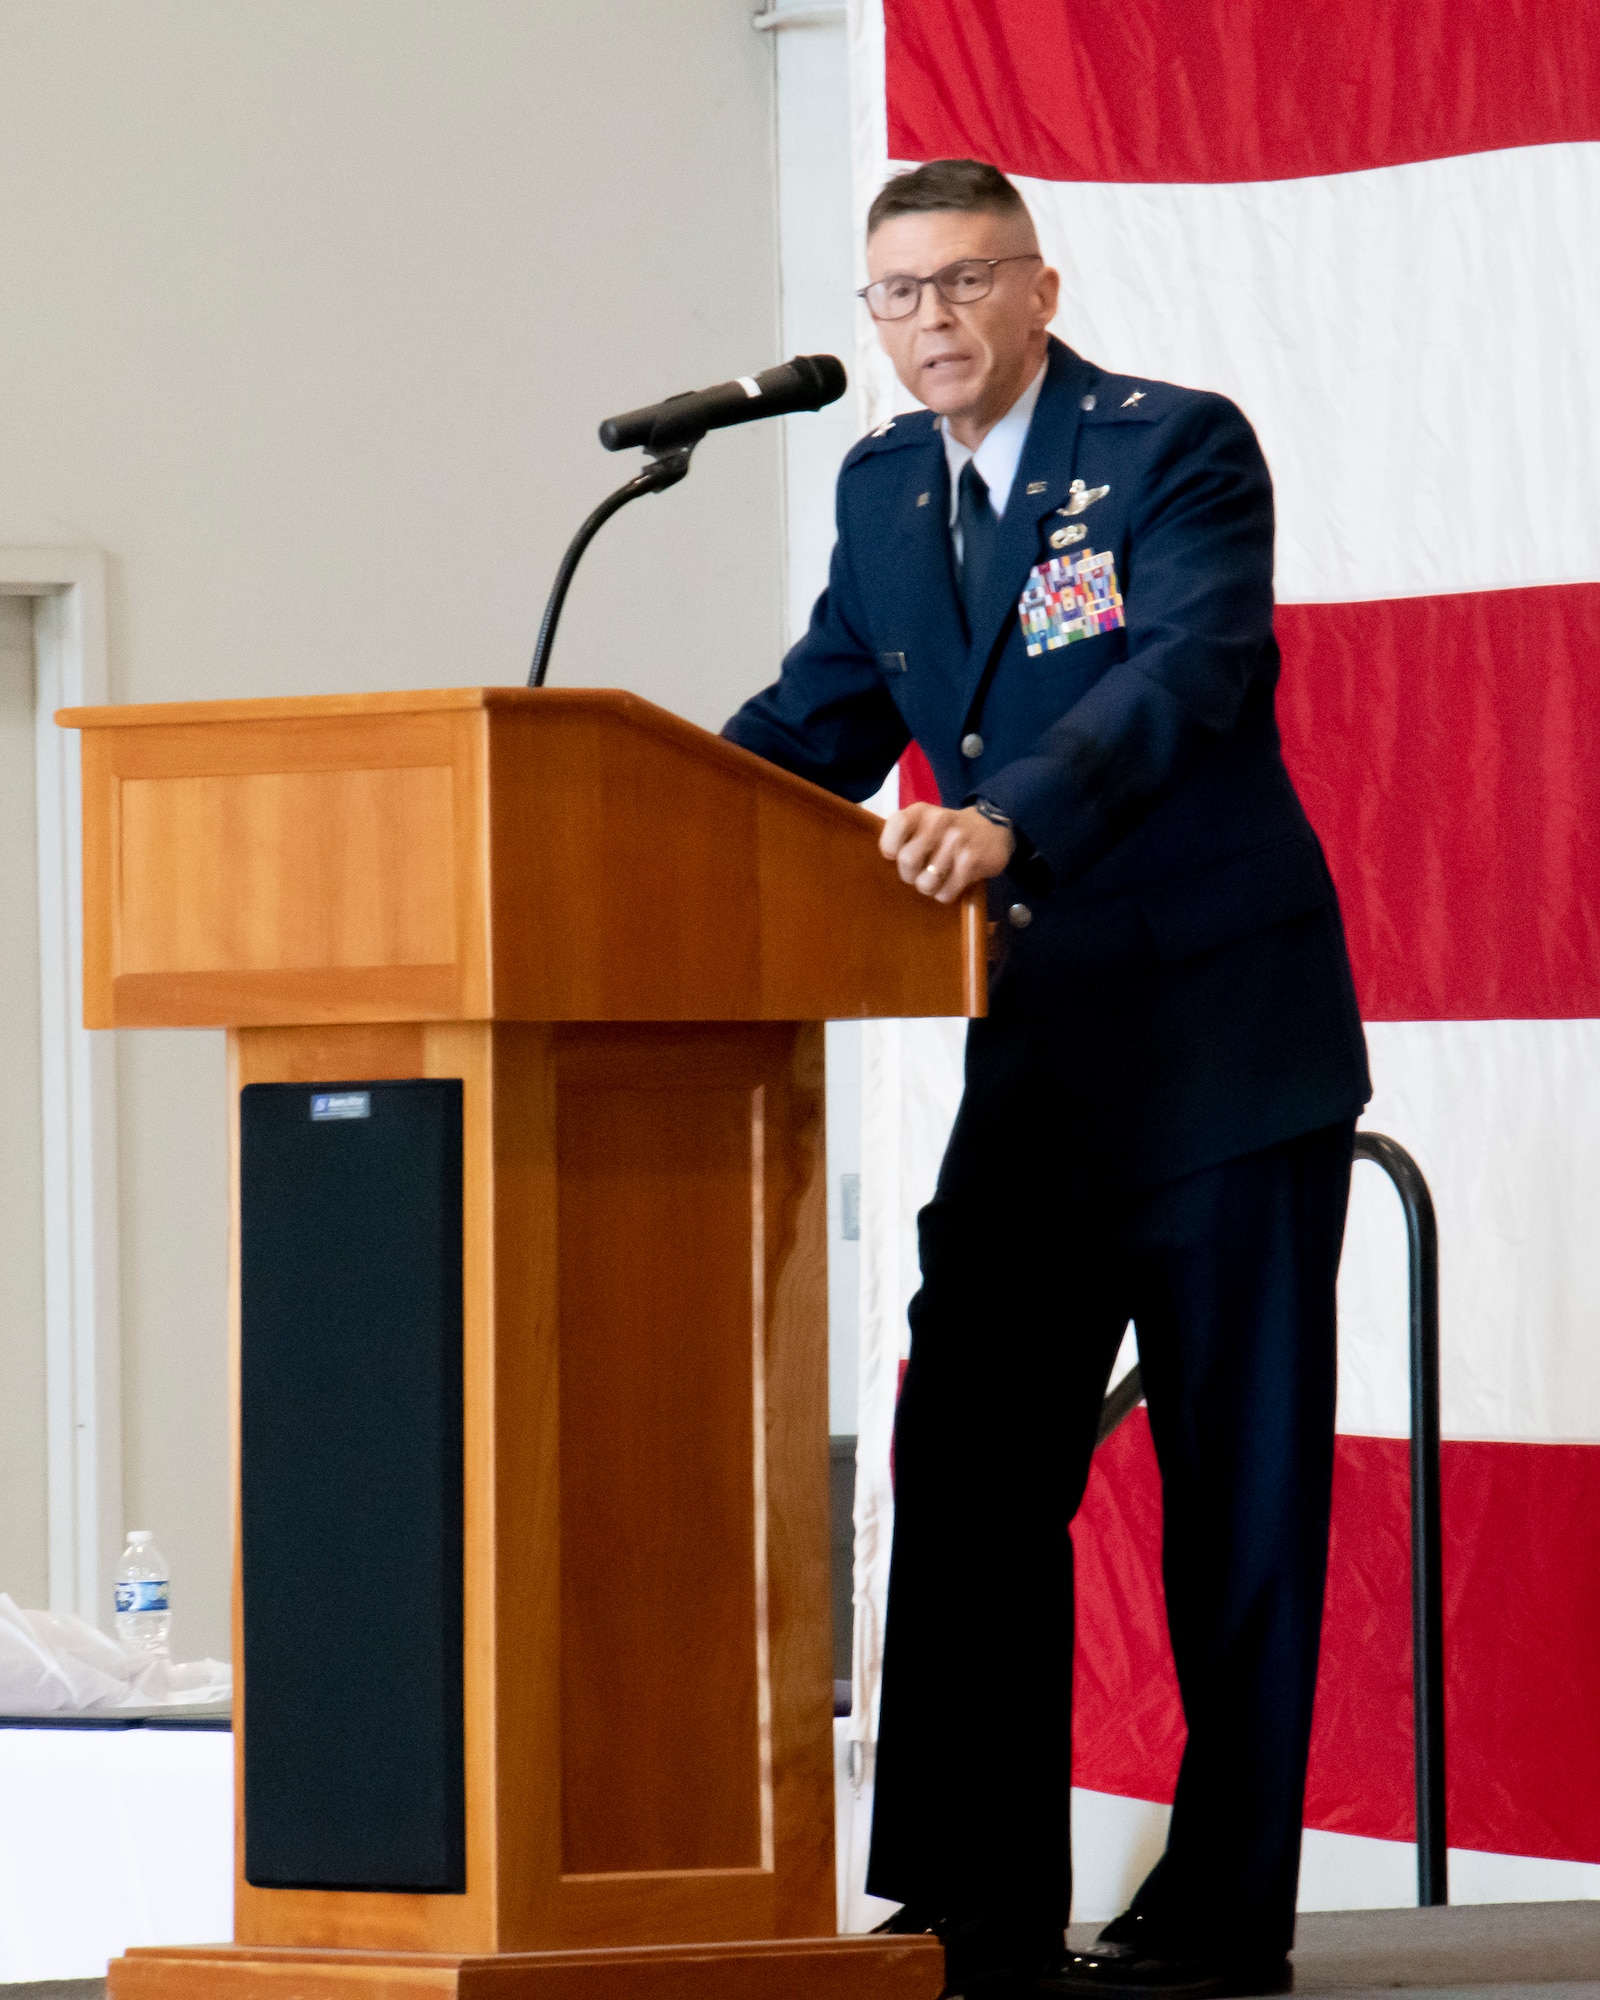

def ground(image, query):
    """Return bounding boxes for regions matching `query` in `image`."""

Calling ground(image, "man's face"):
[865,207,1059,438]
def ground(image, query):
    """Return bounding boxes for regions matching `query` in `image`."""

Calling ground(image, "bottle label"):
[115,1580,169,1613]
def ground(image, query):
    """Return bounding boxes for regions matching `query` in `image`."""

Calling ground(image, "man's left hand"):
[879,802,1015,903]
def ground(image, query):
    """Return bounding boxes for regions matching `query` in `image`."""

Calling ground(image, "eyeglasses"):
[857,254,1042,322]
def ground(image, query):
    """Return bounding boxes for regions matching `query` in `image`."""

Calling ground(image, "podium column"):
[227,1015,838,1955]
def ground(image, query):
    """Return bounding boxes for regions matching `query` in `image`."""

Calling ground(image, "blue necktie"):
[957,460,998,633]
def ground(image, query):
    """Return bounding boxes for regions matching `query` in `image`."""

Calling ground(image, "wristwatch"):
[972,797,1055,897]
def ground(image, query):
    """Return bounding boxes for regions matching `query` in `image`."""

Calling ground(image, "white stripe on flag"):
[1016,146,1600,604]
[1342,1020,1600,1442]
[856,1019,1600,1453]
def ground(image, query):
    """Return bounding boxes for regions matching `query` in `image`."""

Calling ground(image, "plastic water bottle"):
[115,1530,171,1656]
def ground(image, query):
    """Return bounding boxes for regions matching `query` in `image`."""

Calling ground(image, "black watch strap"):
[973,797,1054,897]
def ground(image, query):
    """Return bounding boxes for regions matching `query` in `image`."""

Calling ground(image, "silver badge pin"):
[1122,390,1146,407]
[1059,479,1110,517]
[1049,524,1088,549]
[1026,480,1047,495]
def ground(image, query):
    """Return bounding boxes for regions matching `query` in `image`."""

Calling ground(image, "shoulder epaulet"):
[842,409,940,467]
[1077,375,1188,425]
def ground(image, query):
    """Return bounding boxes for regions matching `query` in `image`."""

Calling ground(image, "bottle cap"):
[127,1530,153,1545]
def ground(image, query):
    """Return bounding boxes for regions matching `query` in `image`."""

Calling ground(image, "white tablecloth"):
[0,1726,232,1980]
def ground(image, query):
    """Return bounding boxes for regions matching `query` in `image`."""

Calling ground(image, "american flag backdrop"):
[838,0,1600,1927]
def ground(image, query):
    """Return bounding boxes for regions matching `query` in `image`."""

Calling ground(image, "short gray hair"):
[866,159,1028,239]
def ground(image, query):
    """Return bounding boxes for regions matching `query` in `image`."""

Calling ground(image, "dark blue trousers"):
[864,1016,1354,1958]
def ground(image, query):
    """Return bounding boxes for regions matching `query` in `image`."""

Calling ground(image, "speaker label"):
[311,1091,371,1121]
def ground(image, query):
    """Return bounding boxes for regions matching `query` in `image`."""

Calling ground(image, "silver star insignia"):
[1121,390,1146,408]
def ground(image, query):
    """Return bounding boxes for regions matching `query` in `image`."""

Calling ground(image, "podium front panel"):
[555,1049,767,1875]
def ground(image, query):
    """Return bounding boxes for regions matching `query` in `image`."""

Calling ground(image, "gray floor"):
[1,1985,104,2000]
[1068,1902,1600,1995]
[5,1906,1600,1996]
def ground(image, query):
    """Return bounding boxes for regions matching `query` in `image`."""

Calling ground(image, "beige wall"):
[0,0,783,1658]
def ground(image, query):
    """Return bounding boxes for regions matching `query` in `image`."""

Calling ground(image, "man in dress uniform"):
[722,160,1370,2000]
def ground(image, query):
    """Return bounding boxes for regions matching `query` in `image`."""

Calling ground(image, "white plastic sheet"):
[0,1595,230,1715]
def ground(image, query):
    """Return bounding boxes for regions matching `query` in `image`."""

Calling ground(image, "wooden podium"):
[61,687,978,2000]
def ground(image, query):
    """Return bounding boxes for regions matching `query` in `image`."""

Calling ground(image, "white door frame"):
[0,548,121,1627]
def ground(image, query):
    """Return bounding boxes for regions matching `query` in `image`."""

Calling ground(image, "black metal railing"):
[1095,1128,1447,1906]
[1353,1131,1446,1906]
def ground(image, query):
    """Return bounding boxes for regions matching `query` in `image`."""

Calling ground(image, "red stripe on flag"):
[1070,1412,1185,1800]
[1073,1413,1600,1863]
[1277,582,1600,1021]
[902,582,1600,1019]
[883,0,1600,185]
[899,740,940,808]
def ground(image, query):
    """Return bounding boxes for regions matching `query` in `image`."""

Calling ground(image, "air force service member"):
[723,161,1371,2000]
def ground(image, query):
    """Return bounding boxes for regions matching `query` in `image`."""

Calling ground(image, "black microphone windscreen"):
[598,355,848,453]
[791,354,848,408]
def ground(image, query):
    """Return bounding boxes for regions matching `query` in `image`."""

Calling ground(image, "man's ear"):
[1034,263,1061,326]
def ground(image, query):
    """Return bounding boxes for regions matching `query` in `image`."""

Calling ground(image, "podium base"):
[109,1934,946,2000]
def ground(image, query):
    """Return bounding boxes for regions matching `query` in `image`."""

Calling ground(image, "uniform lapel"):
[959,342,1095,702]
[888,437,969,687]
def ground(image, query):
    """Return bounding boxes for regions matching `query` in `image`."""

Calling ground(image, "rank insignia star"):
[1121,390,1146,407]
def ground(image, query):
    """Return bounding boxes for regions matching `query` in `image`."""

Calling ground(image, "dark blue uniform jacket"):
[724,337,1370,1185]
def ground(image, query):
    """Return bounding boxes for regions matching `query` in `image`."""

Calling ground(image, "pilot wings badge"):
[1059,478,1110,518]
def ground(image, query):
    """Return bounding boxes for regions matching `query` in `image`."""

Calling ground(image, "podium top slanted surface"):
[60,686,986,1029]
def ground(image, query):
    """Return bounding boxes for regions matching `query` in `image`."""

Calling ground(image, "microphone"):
[599,353,847,455]
[528,355,847,689]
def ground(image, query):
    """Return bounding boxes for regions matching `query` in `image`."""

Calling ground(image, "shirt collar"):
[941,359,1049,524]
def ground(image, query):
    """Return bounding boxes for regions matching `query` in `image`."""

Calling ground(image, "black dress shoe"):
[940,1911,1066,1996]
[869,1907,1065,1998]
[1093,1907,1151,1948]
[1037,1943,1291,1997]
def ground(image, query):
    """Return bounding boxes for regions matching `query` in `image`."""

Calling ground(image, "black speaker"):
[239,1079,465,1892]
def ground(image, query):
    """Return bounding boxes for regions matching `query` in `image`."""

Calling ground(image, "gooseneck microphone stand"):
[527,357,845,688]
[526,443,694,689]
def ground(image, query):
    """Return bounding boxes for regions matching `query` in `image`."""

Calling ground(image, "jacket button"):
[960,732,984,759]
[1007,902,1033,930]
